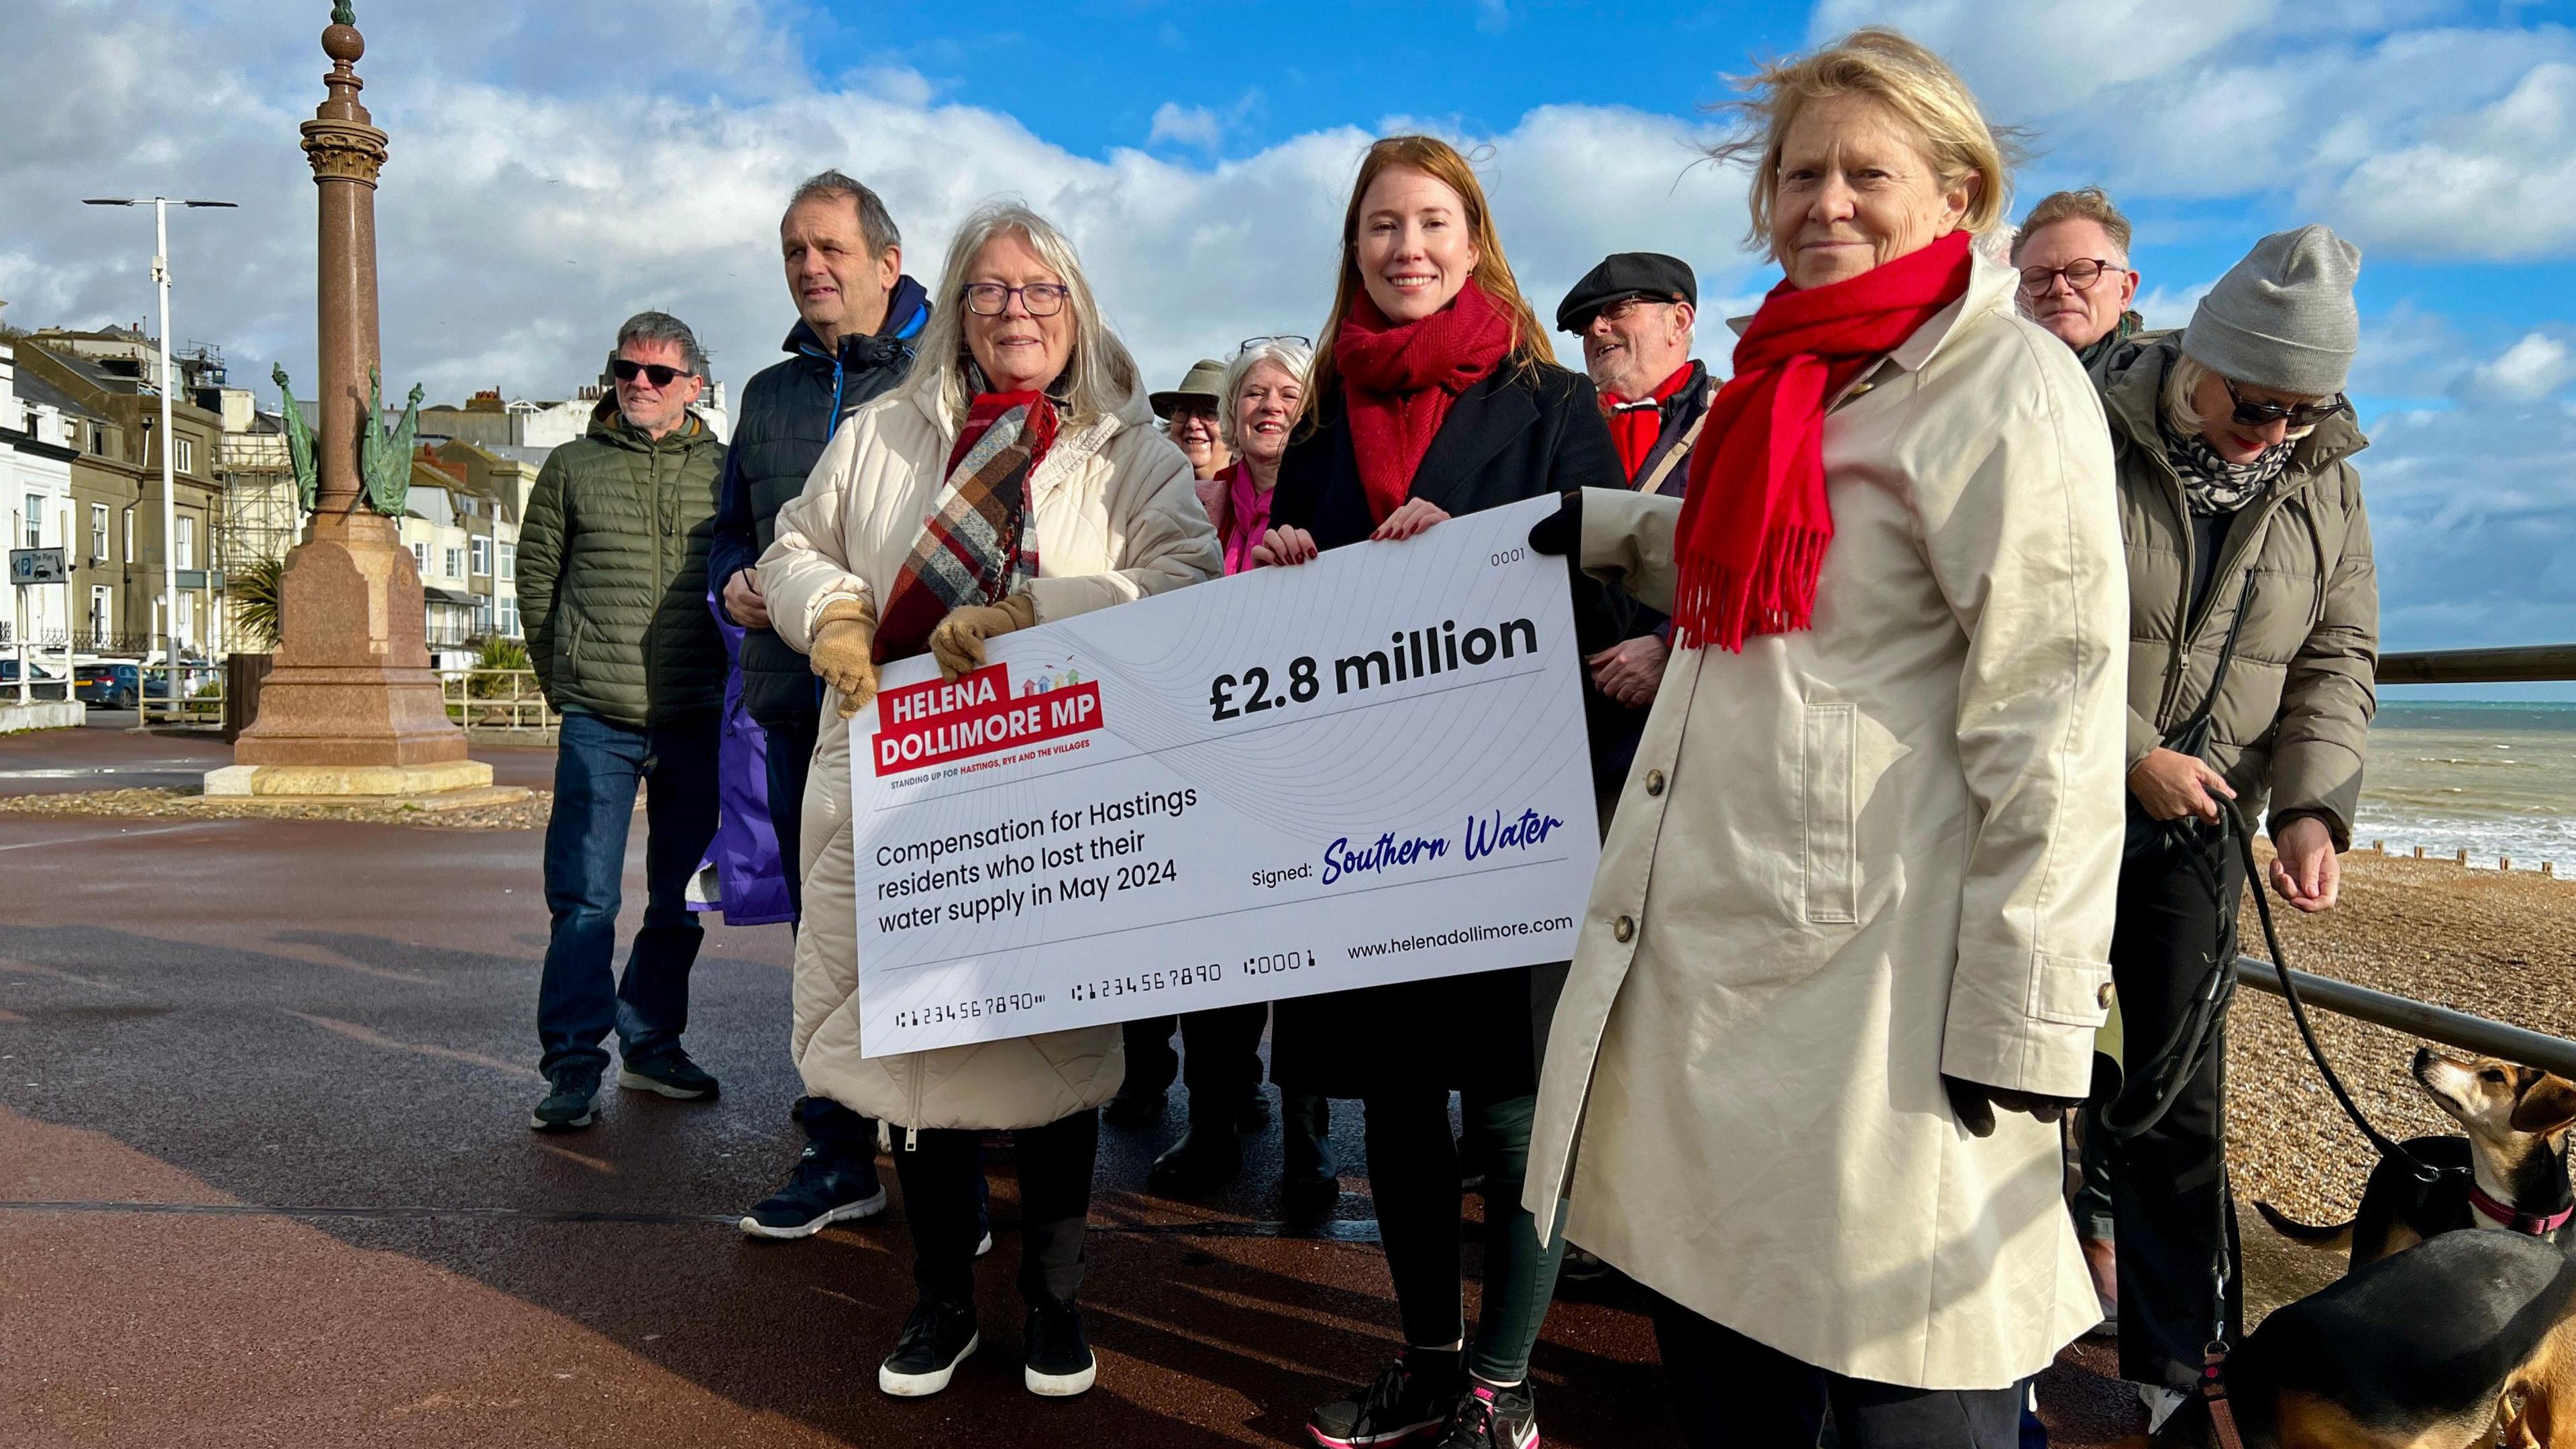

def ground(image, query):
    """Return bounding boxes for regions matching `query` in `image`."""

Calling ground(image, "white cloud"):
[1148,103,1224,152]
[0,1,1763,408]
[2473,333,2576,400]
[2134,281,2210,332]
[1819,0,2576,261]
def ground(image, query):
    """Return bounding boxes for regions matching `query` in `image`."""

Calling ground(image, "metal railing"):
[138,663,223,730]
[437,667,559,733]
[2229,641,2576,1073]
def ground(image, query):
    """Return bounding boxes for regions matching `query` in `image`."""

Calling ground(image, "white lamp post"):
[82,197,236,678]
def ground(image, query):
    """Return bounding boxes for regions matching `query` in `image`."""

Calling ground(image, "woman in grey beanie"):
[2087,223,2378,1429]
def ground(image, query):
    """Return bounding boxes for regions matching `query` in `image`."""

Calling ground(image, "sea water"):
[2353,702,2576,867]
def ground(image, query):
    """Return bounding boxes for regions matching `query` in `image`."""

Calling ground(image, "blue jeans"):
[537,708,721,1077]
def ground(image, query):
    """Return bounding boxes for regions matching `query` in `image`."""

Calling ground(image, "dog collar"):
[2468,1182,2575,1236]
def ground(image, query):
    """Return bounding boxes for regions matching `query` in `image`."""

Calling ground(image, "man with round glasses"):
[2011,187,2143,370]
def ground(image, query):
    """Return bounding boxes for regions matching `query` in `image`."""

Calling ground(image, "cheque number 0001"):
[1209,656,1321,722]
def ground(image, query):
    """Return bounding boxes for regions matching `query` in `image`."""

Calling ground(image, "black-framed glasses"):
[1238,333,1311,352]
[963,282,1071,317]
[2220,375,2347,429]
[611,359,693,387]
[2016,258,2126,297]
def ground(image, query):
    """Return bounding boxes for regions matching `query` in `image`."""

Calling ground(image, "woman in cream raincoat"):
[1522,30,2127,1446]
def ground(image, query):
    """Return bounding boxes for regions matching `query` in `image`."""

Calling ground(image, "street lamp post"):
[82,196,236,677]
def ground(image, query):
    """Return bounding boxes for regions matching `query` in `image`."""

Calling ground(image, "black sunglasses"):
[612,359,694,388]
[2221,375,2347,429]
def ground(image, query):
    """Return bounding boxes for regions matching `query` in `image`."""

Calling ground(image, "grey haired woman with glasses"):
[2089,223,2377,1430]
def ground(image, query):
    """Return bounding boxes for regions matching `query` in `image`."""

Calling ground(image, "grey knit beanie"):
[2181,225,2362,396]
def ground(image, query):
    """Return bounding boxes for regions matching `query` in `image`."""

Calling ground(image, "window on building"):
[91,504,109,561]
[499,594,519,638]
[174,437,195,476]
[123,508,135,564]
[443,546,463,580]
[89,425,107,456]
[470,536,491,576]
[22,495,40,549]
[498,543,515,582]
[175,517,195,571]
[89,586,111,639]
[411,541,428,573]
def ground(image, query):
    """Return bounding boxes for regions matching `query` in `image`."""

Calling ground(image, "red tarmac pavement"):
[0,721,2147,1446]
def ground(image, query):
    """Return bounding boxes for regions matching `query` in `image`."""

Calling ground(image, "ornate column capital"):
[300,118,389,186]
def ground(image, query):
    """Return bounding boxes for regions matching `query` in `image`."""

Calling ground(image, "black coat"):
[1267,359,1627,1099]
[708,278,928,727]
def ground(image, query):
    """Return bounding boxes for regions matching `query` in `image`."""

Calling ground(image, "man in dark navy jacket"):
[710,169,929,1240]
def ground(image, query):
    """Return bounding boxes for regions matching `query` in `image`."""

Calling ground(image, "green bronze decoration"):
[359,366,425,517]
[271,363,320,511]
[331,2,356,25]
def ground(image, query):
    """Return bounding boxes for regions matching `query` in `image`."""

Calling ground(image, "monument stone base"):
[203,759,493,797]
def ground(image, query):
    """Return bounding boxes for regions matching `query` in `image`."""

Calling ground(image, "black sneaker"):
[1238,1083,1273,1131]
[1557,1246,1613,1286]
[1023,1299,1097,1397]
[1309,1348,1465,1448]
[877,1297,978,1397]
[529,1066,600,1132]
[1146,1120,1242,1197]
[616,1049,718,1099]
[1101,1086,1166,1127]
[739,1146,888,1239]
[1432,1382,1538,1449]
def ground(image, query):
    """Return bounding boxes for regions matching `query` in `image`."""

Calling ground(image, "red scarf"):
[1671,231,1974,651]
[1602,361,1697,480]
[1336,278,1513,523]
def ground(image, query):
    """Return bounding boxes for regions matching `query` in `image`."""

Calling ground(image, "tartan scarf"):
[873,390,1057,663]
[1670,230,1973,651]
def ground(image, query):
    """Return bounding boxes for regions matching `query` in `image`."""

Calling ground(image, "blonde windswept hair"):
[910,201,1144,429]
[1710,27,2023,258]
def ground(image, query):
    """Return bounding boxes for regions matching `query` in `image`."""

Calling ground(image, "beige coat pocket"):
[1802,703,1858,925]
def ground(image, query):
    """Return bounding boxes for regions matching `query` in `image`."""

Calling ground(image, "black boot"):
[1280,1091,1339,1214]
[1146,1112,1242,1196]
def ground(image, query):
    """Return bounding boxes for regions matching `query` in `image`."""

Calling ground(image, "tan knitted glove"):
[927,592,1038,681]
[807,597,880,719]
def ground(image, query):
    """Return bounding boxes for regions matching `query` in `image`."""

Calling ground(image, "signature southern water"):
[2354,702,2576,867]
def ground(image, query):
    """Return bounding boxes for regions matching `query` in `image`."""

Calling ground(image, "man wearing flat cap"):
[1559,252,1710,495]
[1554,252,1713,835]
[1151,358,1231,481]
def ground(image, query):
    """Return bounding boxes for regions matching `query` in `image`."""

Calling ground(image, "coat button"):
[1644,769,1666,797]
[2097,982,2115,1009]
[1613,915,1635,943]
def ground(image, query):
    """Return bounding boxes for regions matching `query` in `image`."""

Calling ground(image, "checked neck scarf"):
[1670,230,1973,651]
[874,389,1057,663]
[2158,409,2292,517]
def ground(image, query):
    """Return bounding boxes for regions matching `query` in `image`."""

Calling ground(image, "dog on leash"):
[2146,1228,2576,1448]
[2255,1049,2576,1269]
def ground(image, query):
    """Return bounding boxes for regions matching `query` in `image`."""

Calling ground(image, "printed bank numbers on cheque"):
[847,494,1601,1057]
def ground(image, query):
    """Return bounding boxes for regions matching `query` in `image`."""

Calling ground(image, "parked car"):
[75,663,172,710]
[0,659,72,700]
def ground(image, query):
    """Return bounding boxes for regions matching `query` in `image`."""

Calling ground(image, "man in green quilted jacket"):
[519,311,730,1132]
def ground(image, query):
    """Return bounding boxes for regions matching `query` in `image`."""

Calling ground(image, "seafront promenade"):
[15,719,2569,1446]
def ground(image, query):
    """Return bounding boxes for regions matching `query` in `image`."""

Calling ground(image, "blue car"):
[75,663,172,710]
[0,659,72,700]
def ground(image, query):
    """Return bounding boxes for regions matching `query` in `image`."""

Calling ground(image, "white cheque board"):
[851,494,1601,1057]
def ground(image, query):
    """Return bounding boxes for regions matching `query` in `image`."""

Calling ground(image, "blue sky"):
[5,0,2574,679]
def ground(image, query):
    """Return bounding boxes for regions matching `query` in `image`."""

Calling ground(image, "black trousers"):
[892,1110,1098,1309]
[2109,813,2247,1390]
[1648,1293,2021,1448]
[1121,1003,1267,1120]
[765,712,877,1163]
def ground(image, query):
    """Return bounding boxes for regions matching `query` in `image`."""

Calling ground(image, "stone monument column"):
[216,4,491,796]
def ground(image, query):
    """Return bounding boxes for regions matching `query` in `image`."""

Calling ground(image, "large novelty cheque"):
[852,494,1599,1057]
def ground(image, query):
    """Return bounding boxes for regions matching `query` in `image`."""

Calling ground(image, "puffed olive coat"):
[1525,251,2129,1389]
[758,367,1221,1131]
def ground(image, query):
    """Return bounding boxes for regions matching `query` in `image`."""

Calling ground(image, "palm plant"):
[229,557,286,650]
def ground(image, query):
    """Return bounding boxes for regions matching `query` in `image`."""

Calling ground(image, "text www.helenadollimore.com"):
[1345,914,1577,960]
